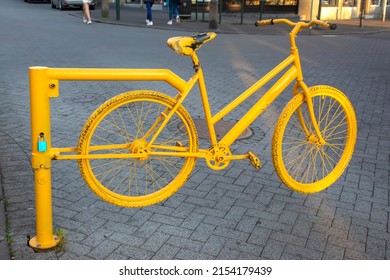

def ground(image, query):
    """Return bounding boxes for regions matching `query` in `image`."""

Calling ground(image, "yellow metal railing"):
[28,66,187,250]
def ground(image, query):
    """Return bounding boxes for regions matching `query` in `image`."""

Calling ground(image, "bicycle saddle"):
[167,32,217,56]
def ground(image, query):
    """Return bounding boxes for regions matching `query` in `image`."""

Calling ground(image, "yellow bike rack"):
[28,66,187,250]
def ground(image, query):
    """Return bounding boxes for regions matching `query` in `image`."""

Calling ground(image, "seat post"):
[191,52,201,71]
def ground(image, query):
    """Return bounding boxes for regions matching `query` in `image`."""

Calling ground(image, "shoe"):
[167,20,172,25]
[87,20,92,25]
[147,21,153,26]
[83,17,87,23]
[146,19,150,24]
[176,15,180,23]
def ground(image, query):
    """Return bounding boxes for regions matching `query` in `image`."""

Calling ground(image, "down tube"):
[220,66,298,147]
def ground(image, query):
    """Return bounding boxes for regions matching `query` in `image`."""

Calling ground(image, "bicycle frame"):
[193,52,299,148]
[147,24,323,155]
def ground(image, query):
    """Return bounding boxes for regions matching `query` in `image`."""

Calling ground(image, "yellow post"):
[28,66,60,250]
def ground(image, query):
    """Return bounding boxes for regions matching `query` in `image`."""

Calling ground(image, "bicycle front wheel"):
[78,90,198,207]
[272,85,357,193]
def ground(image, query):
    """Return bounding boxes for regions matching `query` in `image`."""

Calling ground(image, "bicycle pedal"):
[248,151,261,170]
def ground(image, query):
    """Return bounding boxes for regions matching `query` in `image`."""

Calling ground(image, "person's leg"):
[83,3,91,23]
[146,3,153,25]
[175,5,180,22]
[168,0,173,21]
[146,3,151,21]
[172,1,177,17]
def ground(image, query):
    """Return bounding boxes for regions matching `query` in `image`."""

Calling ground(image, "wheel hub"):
[308,134,326,145]
[130,139,150,160]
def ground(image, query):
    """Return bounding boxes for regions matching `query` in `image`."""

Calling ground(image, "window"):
[265,0,298,4]
[343,0,357,6]
[321,0,338,6]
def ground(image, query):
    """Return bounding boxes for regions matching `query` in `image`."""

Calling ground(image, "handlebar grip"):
[322,21,337,30]
[329,23,337,30]
[255,19,274,27]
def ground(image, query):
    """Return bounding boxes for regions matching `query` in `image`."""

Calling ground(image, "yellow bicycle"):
[71,19,357,207]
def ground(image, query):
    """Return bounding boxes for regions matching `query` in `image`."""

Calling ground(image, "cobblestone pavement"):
[0,0,389,260]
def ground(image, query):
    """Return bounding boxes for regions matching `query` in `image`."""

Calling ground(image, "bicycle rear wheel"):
[78,90,198,207]
[272,85,357,193]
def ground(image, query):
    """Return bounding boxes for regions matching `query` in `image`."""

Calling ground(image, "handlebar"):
[255,18,337,31]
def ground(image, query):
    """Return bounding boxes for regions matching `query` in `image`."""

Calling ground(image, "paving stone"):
[216,247,241,259]
[200,234,226,256]
[87,239,121,259]
[81,228,115,247]
[110,232,146,247]
[203,215,237,229]
[190,223,216,243]
[327,235,366,253]
[271,231,307,247]
[166,236,203,252]
[344,248,372,260]
[159,224,194,239]
[104,221,139,236]
[213,226,250,241]
[180,212,205,230]
[306,231,328,252]
[278,209,299,226]
[114,244,155,260]
[149,213,184,227]
[152,244,181,259]
[365,235,386,259]
[65,242,92,256]
[235,215,260,233]
[213,196,235,211]
[175,248,214,260]
[283,244,323,260]
[347,224,368,243]
[247,226,272,246]
[261,239,285,259]
[323,244,345,260]
[141,232,171,252]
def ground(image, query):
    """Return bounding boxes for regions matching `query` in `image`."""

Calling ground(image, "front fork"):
[293,82,325,144]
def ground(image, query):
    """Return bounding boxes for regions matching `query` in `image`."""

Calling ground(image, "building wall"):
[126,0,389,19]
[299,0,390,20]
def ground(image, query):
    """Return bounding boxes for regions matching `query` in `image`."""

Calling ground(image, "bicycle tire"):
[78,90,198,207]
[272,85,357,193]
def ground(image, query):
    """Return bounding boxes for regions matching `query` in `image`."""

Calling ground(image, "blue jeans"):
[168,0,178,20]
[146,2,153,21]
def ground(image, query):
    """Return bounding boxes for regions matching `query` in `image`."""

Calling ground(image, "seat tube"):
[192,53,218,145]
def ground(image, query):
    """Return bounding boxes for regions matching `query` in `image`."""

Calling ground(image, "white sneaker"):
[147,21,153,26]
[176,15,180,23]
[167,20,172,25]
[83,18,87,23]
[87,20,92,25]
